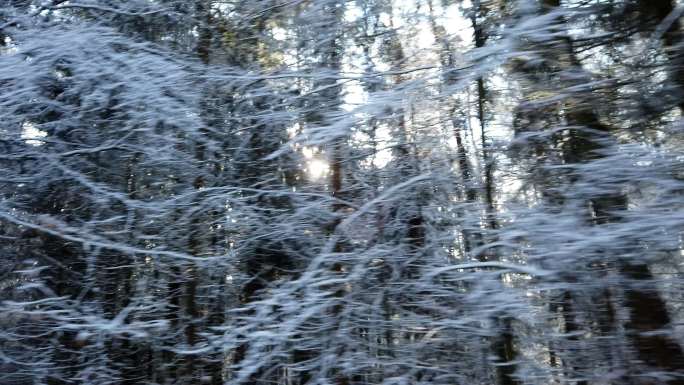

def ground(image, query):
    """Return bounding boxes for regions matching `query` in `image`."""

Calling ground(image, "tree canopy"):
[2,1,684,384]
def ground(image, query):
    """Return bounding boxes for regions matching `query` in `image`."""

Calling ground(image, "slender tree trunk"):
[466,5,520,384]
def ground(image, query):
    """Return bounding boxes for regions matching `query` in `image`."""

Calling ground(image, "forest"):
[2,0,684,384]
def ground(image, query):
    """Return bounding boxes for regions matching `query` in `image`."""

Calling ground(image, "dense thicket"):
[2,1,684,384]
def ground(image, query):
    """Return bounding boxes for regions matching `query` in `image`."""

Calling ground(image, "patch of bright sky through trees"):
[18,1,477,182]
[295,0,476,180]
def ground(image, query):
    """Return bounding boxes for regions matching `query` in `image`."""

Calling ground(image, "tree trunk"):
[539,1,684,381]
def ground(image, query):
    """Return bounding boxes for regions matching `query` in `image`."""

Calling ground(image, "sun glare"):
[307,158,329,180]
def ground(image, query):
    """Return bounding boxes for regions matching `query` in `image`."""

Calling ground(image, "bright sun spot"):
[307,158,329,180]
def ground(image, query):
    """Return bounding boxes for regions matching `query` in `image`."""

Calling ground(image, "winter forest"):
[4,0,684,384]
